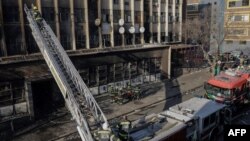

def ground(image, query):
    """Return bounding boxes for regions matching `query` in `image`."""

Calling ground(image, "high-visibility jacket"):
[33,10,42,22]
[94,130,111,141]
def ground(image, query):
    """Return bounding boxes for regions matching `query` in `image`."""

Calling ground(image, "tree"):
[182,6,232,75]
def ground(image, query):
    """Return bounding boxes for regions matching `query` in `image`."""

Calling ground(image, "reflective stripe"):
[120,121,130,125]
[98,130,111,134]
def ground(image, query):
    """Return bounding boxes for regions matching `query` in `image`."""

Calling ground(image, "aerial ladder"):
[24,5,108,141]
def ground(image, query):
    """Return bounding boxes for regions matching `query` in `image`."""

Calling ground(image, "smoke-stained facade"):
[0,0,184,137]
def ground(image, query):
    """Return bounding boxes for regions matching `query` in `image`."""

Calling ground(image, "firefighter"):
[117,116,132,141]
[32,5,43,28]
[127,83,131,90]
[133,86,141,100]
[108,86,114,93]
[94,128,120,141]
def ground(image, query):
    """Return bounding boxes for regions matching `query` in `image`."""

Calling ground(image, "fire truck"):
[204,69,250,107]
[129,97,226,141]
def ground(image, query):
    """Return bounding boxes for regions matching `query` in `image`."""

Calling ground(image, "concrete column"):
[149,0,153,43]
[157,0,161,43]
[168,47,172,78]
[84,0,90,49]
[25,81,34,119]
[54,0,60,40]
[165,0,169,41]
[70,0,76,50]
[18,0,27,54]
[109,0,114,47]
[140,0,144,44]
[120,0,125,46]
[172,0,176,42]
[0,0,7,56]
[97,0,102,48]
[36,0,42,13]
[179,0,183,42]
[131,0,135,45]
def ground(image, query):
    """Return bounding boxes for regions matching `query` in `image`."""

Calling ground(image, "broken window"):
[74,8,85,23]
[2,6,19,23]
[42,7,55,22]
[4,25,22,55]
[60,8,70,21]
[113,10,121,23]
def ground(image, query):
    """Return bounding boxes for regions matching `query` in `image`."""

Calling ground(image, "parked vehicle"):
[204,69,250,106]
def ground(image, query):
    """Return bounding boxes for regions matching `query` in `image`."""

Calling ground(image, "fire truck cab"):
[204,69,250,106]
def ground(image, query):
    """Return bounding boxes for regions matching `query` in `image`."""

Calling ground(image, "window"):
[176,13,179,22]
[113,10,121,23]
[168,13,173,23]
[153,12,158,23]
[135,12,141,23]
[203,117,210,129]
[125,1,129,6]
[187,5,198,11]
[161,12,165,23]
[3,6,19,23]
[60,8,70,21]
[42,7,55,22]
[239,40,247,45]
[228,28,248,36]
[226,40,233,44]
[229,1,236,7]
[210,113,216,124]
[229,15,249,22]
[74,8,84,23]
[228,0,249,8]
[102,10,110,23]
[242,0,249,6]
[113,0,119,4]
[125,11,131,22]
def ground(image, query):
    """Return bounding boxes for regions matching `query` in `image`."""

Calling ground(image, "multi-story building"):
[185,0,225,55]
[223,0,250,53]
[0,0,185,136]
[189,0,250,54]
[186,0,211,44]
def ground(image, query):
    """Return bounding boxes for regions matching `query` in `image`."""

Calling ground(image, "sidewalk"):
[103,68,211,119]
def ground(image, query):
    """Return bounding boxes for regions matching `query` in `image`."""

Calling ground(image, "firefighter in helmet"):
[117,116,132,141]
[133,86,141,100]
[32,5,43,27]
[94,124,120,141]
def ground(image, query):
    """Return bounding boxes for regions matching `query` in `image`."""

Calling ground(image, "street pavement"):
[13,68,211,141]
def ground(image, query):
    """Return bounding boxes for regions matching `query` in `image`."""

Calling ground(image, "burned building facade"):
[0,0,184,136]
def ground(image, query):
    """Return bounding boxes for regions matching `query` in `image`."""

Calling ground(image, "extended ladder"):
[24,5,108,141]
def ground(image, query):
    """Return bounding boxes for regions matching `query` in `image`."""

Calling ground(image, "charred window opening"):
[88,0,99,48]
[32,80,64,119]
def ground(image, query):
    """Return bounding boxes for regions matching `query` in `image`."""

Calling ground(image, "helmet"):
[33,6,38,10]
[102,122,109,130]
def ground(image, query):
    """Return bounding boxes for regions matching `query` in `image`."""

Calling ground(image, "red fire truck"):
[204,69,250,106]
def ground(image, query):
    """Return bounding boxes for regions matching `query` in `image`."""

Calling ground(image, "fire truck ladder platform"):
[24,5,108,141]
